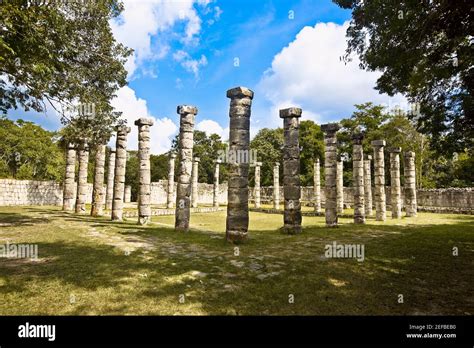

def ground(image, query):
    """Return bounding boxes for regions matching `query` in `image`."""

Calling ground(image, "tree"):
[250,128,284,186]
[0,116,64,180]
[299,120,324,186]
[333,0,473,155]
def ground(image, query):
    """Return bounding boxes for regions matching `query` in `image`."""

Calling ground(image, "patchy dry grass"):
[0,206,472,315]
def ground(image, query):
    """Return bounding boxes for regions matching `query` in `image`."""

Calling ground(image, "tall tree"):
[333,0,473,155]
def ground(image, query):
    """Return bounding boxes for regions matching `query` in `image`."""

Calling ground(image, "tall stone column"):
[135,117,154,225]
[364,154,373,217]
[253,161,262,208]
[62,143,76,211]
[213,159,221,208]
[175,105,197,231]
[389,147,402,219]
[313,158,321,213]
[105,149,116,211]
[404,151,417,217]
[336,159,344,213]
[273,163,280,209]
[280,107,302,234]
[75,139,89,214]
[91,144,106,217]
[124,185,132,203]
[321,123,340,227]
[225,86,254,243]
[352,132,365,224]
[372,140,386,221]
[167,152,177,209]
[191,157,200,208]
[112,126,131,221]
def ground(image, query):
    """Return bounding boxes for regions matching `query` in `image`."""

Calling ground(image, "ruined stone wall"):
[0,179,95,206]
[0,179,472,213]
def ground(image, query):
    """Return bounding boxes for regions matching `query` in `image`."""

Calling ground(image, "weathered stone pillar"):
[273,163,280,209]
[336,159,344,213]
[225,86,254,243]
[112,126,131,221]
[352,132,365,224]
[404,151,417,217]
[75,139,89,214]
[62,143,76,211]
[105,149,116,211]
[135,117,154,225]
[213,159,221,208]
[321,123,340,227]
[167,152,177,209]
[280,107,302,234]
[175,105,197,231]
[364,154,373,217]
[253,161,262,208]
[124,185,132,203]
[191,157,200,208]
[91,144,106,217]
[389,147,402,219]
[372,140,386,221]
[313,158,321,213]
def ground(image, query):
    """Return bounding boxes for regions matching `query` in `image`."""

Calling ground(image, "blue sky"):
[9,0,406,154]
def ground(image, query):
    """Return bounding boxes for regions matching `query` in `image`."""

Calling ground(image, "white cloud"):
[111,86,177,154]
[196,119,227,139]
[110,0,209,77]
[173,50,208,77]
[258,21,406,124]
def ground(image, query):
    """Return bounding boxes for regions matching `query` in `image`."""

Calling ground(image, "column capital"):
[404,151,416,158]
[274,162,280,167]
[226,86,254,99]
[193,157,200,163]
[116,125,131,134]
[279,107,302,118]
[364,154,372,161]
[170,152,177,159]
[388,147,401,153]
[214,159,222,164]
[371,139,386,147]
[134,117,154,127]
[321,123,341,134]
[177,105,198,115]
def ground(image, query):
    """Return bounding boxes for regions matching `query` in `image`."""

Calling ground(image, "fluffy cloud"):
[173,50,208,77]
[196,119,228,139]
[110,0,209,77]
[111,86,177,155]
[258,21,406,124]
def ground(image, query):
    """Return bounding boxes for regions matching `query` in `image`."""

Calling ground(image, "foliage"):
[0,116,64,180]
[332,0,473,155]
[250,128,284,186]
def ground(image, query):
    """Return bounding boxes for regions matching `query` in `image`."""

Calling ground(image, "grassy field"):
[0,206,473,315]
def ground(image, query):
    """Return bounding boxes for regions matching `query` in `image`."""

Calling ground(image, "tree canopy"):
[332,0,473,155]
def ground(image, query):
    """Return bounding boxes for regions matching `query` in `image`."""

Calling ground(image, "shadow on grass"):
[0,212,51,226]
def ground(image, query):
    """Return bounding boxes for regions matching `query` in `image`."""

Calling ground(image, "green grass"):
[0,206,473,315]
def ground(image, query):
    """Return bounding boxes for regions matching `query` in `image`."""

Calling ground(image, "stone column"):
[372,140,386,221]
[313,158,321,213]
[91,144,106,217]
[336,159,344,213]
[135,117,154,225]
[62,143,76,211]
[167,153,177,209]
[175,105,197,231]
[364,154,373,217]
[273,163,280,209]
[389,147,402,219]
[225,86,254,243]
[124,185,132,203]
[321,123,340,227]
[191,157,200,208]
[213,159,221,208]
[253,161,262,208]
[352,132,365,224]
[404,151,417,217]
[112,126,131,221]
[75,139,89,214]
[280,107,302,234]
[105,149,116,211]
